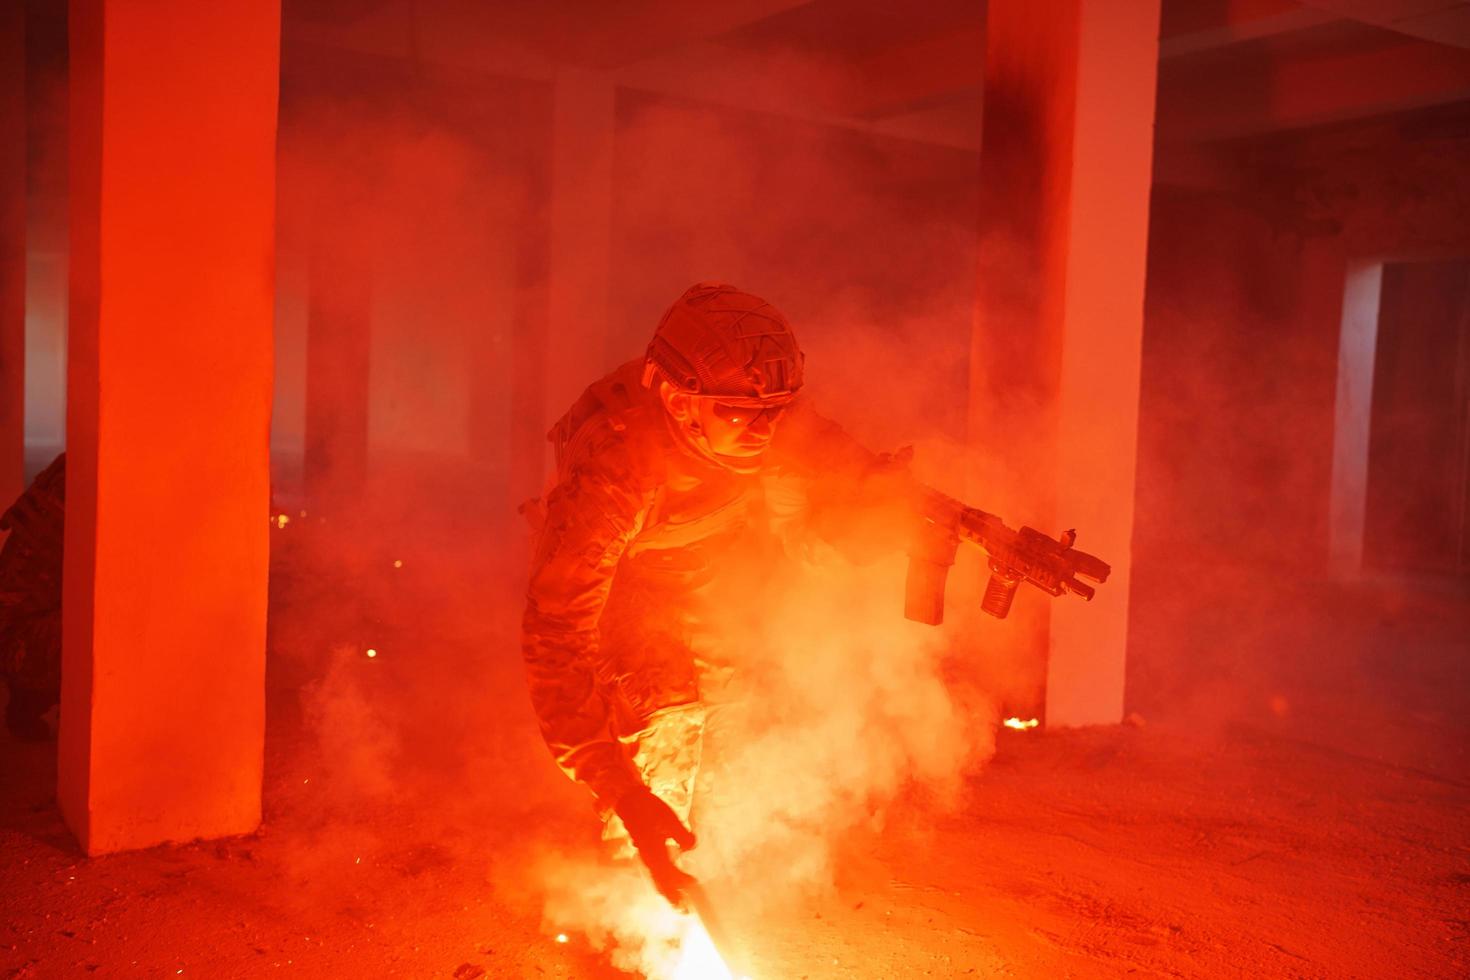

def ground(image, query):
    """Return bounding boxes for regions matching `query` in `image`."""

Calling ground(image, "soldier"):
[1,454,65,741]
[522,283,910,904]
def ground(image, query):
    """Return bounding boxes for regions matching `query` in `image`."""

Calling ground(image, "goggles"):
[704,397,792,428]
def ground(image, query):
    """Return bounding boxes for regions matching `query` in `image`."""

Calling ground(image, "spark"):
[555,933,569,944]
[393,559,403,568]
[273,514,290,529]
[1003,717,1039,730]
[366,648,377,659]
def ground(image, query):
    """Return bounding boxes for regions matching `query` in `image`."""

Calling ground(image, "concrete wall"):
[1134,189,1341,574]
[269,60,982,532]
[272,46,547,531]
[611,89,980,464]
[1363,259,1470,574]
[1127,109,1470,723]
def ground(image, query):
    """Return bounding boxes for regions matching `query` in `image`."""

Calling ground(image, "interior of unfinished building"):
[1,1,1468,977]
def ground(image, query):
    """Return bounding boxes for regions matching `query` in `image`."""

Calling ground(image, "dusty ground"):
[5,716,1467,978]
[2,518,1467,979]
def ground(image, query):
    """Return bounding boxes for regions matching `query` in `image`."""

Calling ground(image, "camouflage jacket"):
[0,454,65,690]
[522,361,907,806]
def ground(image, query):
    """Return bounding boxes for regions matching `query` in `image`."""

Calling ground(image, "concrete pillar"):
[509,158,552,510]
[61,0,280,854]
[0,1,24,506]
[973,0,1161,728]
[546,69,615,423]
[1328,261,1384,576]
[1296,240,1349,566]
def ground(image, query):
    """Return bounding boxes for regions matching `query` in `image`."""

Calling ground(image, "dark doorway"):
[1363,259,1470,576]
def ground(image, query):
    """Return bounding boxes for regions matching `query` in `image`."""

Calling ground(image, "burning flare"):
[1003,717,1039,730]
[552,907,744,980]
[671,918,741,980]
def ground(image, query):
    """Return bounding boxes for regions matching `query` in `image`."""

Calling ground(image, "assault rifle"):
[906,487,1111,624]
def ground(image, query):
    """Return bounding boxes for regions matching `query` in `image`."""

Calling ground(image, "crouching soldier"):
[521,284,918,903]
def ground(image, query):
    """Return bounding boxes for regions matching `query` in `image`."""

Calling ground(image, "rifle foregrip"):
[981,571,1019,618]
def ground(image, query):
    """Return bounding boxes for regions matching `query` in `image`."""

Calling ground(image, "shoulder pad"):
[550,363,665,490]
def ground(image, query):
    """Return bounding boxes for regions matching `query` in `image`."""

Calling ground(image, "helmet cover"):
[642,283,804,402]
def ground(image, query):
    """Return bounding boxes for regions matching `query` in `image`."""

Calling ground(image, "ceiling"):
[283,0,1470,150]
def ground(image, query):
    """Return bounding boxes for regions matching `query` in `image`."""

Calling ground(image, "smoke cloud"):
[266,28,1018,973]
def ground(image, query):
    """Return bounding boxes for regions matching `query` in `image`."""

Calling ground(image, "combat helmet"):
[642,282,804,471]
[643,283,803,399]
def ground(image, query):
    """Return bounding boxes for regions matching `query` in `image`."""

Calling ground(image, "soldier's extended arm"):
[769,401,1109,623]
[521,422,652,808]
[766,400,917,561]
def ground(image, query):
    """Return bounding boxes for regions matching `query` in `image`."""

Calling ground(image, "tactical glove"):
[613,785,697,906]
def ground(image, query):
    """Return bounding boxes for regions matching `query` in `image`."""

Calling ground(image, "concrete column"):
[546,69,615,423]
[509,160,552,510]
[0,1,24,506]
[1297,240,1349,567]
[61,0,280,854]
[1328,261,1384,576]
[974,0,1161,728]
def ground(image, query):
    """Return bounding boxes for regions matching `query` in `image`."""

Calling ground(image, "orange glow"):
[1003,717,1039,730]
[670,919,740,980]
[546,876,747,980]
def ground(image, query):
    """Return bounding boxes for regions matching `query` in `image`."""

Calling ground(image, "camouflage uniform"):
[1,454,65,740]
[522,351,900,838]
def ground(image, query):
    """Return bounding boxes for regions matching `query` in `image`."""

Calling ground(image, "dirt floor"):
[4,715,1468,978]
[2,517,1468,979]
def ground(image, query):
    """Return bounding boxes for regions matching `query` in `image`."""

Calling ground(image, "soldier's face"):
[699,399,785,458]
[659,383,785,460]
